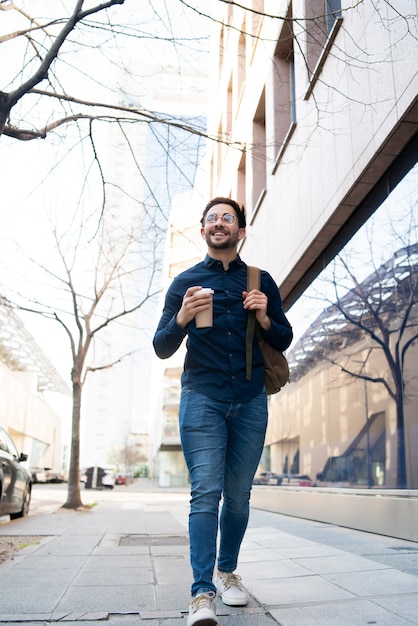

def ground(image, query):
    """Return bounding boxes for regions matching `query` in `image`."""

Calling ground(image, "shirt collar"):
[203,253,246,270]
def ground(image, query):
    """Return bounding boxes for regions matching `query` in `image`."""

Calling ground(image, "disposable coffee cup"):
[195,288,214,328]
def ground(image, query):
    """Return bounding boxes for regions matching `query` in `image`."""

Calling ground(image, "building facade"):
[197,0,417,536]
[206,0,417,302]
[0,304,69,473]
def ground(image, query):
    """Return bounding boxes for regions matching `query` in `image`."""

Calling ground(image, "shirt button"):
[229,353,232,358]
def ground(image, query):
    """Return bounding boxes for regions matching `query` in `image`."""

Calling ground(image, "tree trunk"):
[63,379,84,509]
[396,393,407,488]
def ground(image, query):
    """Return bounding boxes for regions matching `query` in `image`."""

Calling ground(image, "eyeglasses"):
[205,213,236,224]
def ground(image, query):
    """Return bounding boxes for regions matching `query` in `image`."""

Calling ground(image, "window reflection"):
[267,164,418,489]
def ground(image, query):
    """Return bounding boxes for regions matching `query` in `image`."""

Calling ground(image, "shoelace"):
[220,573,244,590]
[190,591,215,612]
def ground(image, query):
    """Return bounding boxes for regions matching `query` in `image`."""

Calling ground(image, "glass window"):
[0,428,19,458]
[305,0,342,77]
[271,6,296,170]
[268,163,418,489]
[326,0,342,34]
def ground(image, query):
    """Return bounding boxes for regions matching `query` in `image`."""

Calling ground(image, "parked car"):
[252,471,281,485]
[279,474,314,487]
[30,467,48,483]
[102,469,116,488]
[115,474,126,485]
[30,467,66,483]
[0,426,32,520]
[44,468,66,483]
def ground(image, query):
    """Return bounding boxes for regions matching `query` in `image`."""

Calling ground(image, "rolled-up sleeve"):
[153,284,187,359]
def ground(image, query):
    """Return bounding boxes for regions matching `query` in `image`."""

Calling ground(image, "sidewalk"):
[0,479,417,625]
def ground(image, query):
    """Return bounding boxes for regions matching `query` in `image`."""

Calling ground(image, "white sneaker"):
[215,572,248,606]
[187,591,218,626]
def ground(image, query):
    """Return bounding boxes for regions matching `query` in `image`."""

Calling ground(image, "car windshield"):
[0,428,19,458]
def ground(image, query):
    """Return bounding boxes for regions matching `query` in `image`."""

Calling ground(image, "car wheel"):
[10,486,31,520]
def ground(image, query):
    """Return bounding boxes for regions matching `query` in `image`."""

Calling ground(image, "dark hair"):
[200,197,246,229]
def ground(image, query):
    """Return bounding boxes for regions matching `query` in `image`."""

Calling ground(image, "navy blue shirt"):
[153,254,293,402]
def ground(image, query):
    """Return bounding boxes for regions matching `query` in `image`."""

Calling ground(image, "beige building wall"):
[0,361,63,470]
[206,1,417,303]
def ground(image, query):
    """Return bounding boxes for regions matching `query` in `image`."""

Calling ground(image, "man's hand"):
[176,286,213,328]
[242,289,271,331]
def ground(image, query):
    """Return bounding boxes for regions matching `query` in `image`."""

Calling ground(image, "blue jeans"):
[179,387,268,597]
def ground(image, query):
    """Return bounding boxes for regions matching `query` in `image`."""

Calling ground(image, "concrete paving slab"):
[55,584,156,613]
[7,554,86,570]
[90,545,150,556]
[239,557,312,580]
[0,585,64,613]
[245,574,355,605]
[153,558,191,584]
[269,599,416,626]
[374,594,418,622]
[293,553,392,574]
[0,613,55,624]
[238,547,290,563]
[153,581,191,610]
[74,565,153,586]
[324,568,418,596]
[0,567,77,588]
[33,537,101,556]
[368,552,418,576]
[80,554,151,570]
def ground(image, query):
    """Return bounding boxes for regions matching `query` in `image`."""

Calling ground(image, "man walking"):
[153,197,293,625]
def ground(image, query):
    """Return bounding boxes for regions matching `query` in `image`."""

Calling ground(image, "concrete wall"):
[251,486,418,542]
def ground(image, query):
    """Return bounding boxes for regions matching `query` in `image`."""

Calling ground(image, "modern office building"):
[80,62,209,471]
[148,187,206,486]
[0,303,70,472]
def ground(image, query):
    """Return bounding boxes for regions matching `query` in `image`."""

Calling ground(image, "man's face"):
[201,203,245,250]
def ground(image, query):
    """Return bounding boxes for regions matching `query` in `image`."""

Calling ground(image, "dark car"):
[0,426,32,520]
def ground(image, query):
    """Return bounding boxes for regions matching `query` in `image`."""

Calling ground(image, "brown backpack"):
[245,266,290,395]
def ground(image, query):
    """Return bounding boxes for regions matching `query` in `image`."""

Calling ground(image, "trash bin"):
[85,466,105,489]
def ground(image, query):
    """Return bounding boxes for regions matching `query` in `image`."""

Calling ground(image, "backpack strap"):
[246,266,260,381]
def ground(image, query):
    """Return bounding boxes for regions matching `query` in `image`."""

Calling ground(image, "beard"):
[204,228,240,250]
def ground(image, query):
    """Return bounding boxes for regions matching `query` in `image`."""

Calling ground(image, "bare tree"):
[0,1,212,509]
[328,245,418,487]
[107,433,145,480]
[2,203,162,508]
[0,1,212,140]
